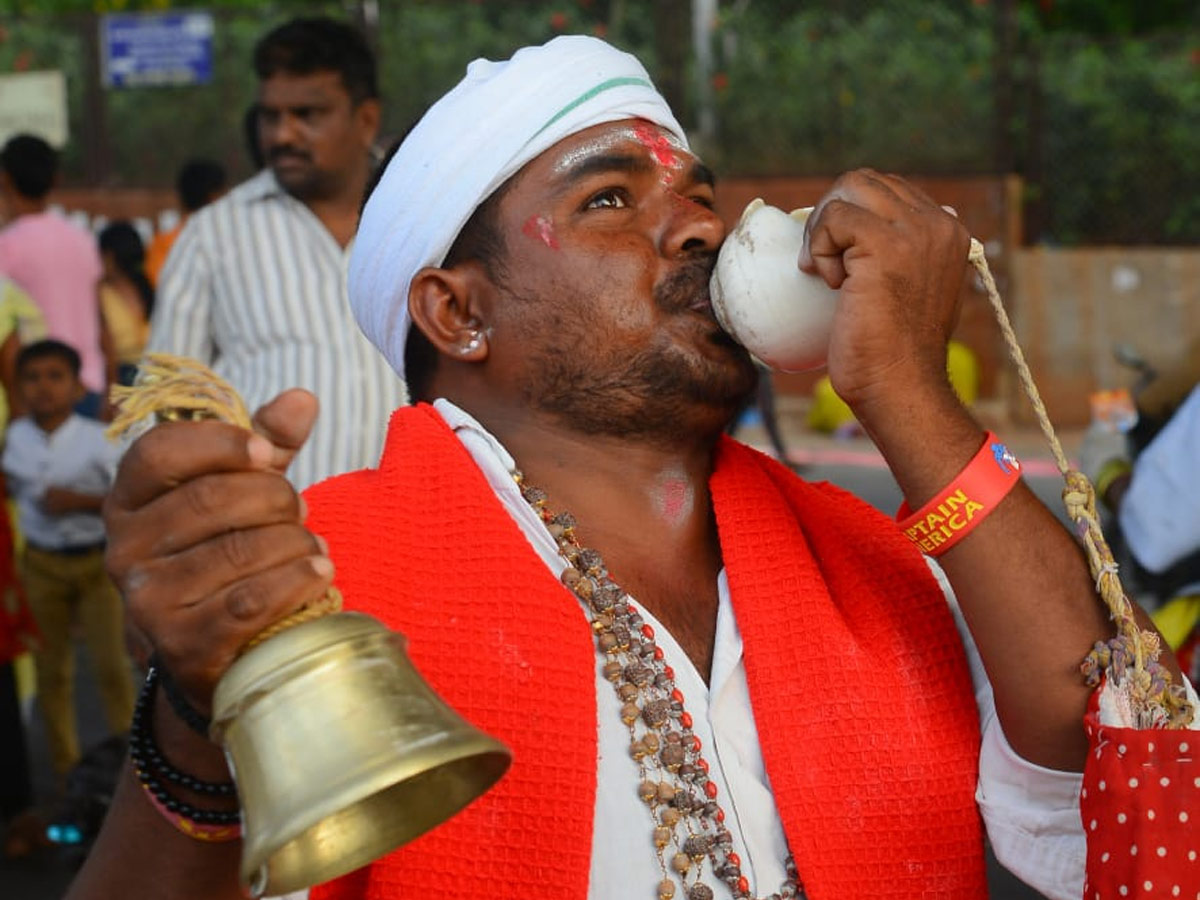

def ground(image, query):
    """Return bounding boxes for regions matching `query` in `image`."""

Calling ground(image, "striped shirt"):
[149,169,407,490]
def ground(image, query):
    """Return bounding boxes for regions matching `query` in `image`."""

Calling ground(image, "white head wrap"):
[348,35,686,381]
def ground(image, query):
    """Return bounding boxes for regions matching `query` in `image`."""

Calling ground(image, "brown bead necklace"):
[514,470,806,900]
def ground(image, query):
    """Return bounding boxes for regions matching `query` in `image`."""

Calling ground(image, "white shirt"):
[1120,385,1200,586]
[3,414,119,549]
[149,169,407,491]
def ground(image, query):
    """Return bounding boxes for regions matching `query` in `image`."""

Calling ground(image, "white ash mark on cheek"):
[122,566,149,595]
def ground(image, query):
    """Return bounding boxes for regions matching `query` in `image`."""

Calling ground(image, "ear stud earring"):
[460,331,483,354]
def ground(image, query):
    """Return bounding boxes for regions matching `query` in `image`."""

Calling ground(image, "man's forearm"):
[858,383,1122,771]
[67,693,244,899]
[67,765,245,899]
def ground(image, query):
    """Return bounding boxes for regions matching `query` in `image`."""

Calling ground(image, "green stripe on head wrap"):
[533,76,654,140]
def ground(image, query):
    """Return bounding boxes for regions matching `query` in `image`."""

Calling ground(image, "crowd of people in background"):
[0,72,233,865]
[0,15,407,862]
[0,130,169,858]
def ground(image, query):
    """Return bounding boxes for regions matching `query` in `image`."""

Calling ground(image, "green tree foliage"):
[0,0,1195,244]
[373,0,651,140]
[708,1,996,175]
[1036,35,1199,244]
[1033,0,1197,36]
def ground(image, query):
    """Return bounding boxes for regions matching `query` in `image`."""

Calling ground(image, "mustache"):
[654,253,717,313]
[268,146,311,164]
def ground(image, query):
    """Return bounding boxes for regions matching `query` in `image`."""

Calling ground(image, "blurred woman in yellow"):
[97,222,152,387]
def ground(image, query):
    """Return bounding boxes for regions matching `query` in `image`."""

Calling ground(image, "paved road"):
[3,420,1077,899]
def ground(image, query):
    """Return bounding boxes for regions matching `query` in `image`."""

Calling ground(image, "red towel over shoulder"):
[306,404,985,900]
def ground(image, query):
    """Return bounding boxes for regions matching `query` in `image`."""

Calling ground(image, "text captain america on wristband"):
[896,433,1022,556]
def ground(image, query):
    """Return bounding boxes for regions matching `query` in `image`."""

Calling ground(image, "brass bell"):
[210,611,512,897]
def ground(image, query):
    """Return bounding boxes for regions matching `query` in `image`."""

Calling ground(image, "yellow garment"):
[808,374,858,434]
[100,283,149,366]
[1150,594,1200,651]
[6,501,33,706]
[145,223,182,289]
[0,279,47,432]
[14,652,34,707]
[0,279,46,346]
[808,339,980,434]
[946,339,979,406]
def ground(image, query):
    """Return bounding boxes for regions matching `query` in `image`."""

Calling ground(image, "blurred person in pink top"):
[0,134,112,419]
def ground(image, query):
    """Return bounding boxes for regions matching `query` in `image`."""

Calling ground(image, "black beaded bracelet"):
[149,653,213,738]
[131,665,239,825]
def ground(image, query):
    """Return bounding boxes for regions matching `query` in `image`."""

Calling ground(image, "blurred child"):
[1,340,133,782]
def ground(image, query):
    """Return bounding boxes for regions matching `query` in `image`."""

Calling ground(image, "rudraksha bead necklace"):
[514,470,806,900]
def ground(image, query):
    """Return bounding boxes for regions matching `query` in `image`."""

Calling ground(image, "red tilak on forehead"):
[521,214,560,250]
[632,122,680,170]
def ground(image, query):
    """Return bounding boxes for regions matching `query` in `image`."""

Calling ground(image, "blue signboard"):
[101,12,215,88]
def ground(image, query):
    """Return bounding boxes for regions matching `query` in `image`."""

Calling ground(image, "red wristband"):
[138,779,242,843]
[896,431,1022,557]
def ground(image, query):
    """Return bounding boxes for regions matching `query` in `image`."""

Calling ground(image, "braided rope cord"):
[106,353,343,654]
[968,241,1193,729]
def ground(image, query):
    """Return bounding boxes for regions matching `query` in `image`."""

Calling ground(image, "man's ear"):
[407,263,491,365]
[356,98,382,148]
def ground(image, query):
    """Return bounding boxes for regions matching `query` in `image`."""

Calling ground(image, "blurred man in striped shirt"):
[148,17,406,490]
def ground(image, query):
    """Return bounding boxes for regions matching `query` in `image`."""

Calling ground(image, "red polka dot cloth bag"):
[1079,677,1198,900]
[1066,487,1197,900]
[1069,479,1198,900]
